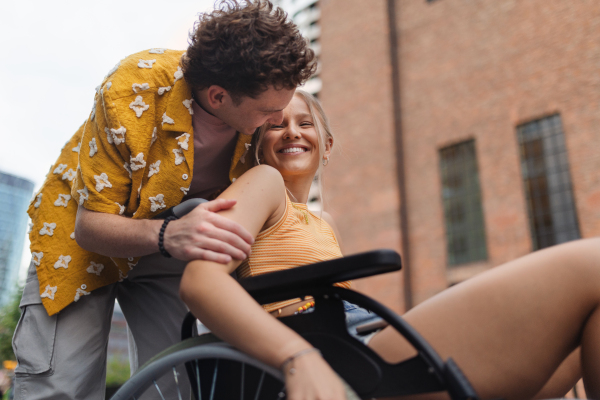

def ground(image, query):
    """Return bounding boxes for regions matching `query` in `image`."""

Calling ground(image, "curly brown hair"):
[182,0,317,102]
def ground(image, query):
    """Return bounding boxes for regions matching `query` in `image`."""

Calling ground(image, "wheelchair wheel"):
[111,337,285,400]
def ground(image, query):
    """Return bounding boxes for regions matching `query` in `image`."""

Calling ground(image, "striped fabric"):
[237,193,351,313]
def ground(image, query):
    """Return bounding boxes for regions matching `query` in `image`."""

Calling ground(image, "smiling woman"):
[180,88,600,400]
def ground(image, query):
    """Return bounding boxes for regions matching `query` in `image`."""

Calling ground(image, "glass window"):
[439,140,487,266]
[517,114,580,250]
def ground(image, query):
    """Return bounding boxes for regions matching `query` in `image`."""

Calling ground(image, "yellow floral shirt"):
[27,49,253,315]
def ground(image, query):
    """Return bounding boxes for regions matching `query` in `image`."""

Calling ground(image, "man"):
[12,1,315,398]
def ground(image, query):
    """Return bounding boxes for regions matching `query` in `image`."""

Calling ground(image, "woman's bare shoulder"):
[216,165,286,238]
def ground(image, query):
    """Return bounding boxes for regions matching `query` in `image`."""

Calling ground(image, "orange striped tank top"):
[236,193,351,312]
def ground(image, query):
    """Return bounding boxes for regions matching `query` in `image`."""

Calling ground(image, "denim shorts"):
[343,301,384,345]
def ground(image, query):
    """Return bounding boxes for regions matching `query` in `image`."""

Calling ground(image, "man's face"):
[215,87,295,135]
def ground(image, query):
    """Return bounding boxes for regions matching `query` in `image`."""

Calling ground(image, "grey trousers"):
[12,253,189,400]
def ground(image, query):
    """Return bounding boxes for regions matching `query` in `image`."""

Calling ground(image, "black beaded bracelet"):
[158,216,178,258]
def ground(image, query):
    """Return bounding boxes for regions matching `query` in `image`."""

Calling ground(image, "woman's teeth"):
[281,147,307,153]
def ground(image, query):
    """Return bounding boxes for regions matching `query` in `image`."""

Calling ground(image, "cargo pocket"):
[12,276,57,375]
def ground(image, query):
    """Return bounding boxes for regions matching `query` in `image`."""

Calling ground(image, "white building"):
[274,0,322,96]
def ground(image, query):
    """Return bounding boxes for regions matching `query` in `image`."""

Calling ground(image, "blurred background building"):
[0,172,34,306]
[275,0,322,97]
[276,0,600,312]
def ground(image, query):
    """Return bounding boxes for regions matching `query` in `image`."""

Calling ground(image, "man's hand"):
[163,198,254,264]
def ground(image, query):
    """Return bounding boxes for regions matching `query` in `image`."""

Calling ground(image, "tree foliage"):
[0,287,22,363]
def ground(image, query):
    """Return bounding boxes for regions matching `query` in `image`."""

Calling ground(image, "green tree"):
[0,287,22,363]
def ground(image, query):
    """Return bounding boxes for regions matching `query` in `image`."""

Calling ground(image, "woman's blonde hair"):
[251,89,334,205]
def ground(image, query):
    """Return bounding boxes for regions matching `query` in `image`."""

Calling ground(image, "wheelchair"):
[110,199,479,400]
[110,249,479,400]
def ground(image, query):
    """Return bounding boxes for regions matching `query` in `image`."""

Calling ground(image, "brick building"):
[316,0,600,312]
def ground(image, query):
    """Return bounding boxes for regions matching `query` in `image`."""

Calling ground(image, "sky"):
[0,0,217,189]
[0,0,217,280]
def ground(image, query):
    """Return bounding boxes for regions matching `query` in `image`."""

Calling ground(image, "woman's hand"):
[284,351,347,400]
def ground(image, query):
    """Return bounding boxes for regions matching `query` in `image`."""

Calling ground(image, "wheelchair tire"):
[111,337,285,400]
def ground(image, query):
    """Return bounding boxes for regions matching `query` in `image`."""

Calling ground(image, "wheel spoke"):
[253,371,265,400]
[153,379,167,400]
[173,367,183,400]
[209,359,219,400]
[195,359,202,400]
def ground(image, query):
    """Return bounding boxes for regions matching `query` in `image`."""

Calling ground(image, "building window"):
[439,140,487,266]
[517,114,580,250]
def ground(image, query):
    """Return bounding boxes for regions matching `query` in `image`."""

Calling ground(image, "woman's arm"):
[180,165,346,399]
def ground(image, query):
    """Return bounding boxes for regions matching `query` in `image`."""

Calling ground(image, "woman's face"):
[260,95,330,181]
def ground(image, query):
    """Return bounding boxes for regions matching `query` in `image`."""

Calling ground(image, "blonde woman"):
[179,90,600,400]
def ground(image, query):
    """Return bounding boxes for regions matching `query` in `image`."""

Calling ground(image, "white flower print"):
[151,127,158,146]
[72,143,81,153]
[27,222,33,233]
[182,99,194,115]
[62,168,76,182]
[54,255,71,269]
[105,61,120,78]
[89,138,98,157]
[106,82,112,90]
[149,48,166,54]
[39,222,56,236]
[158,86,171,95]
[40,285,57,301]
[77,187,89,205]
[116,202,125,215]
[129,96,150,118]
[74,284,91,302]
[70,232,75,239]
[54,194,71,208]
[180,187,189,196]
[94,173,112,192]
[132,83,150,93]
[105,127,113,144]
[240,142,252,164]
[162,112,175,125]
[149,194,166,212]
[172,148,185,165]
[138,59,156,69]
[148,160,161,178]
[176,133,190,150]
[34,193,43,208]
[110,127,127,145]
[32,252,43,266]
[182,174,188,181]
[86,261,104,276]
[53,164,67,174]
[173,66,183,83]
[130,153,146,171]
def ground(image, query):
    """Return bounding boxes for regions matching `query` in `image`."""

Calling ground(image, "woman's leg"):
[368,237,600,400]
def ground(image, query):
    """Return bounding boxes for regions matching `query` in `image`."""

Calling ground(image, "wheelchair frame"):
[111,249,479,400]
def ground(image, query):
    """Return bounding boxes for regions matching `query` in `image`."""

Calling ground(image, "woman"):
[180,90,600,400]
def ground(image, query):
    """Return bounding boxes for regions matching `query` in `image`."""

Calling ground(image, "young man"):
[13,1,315,398]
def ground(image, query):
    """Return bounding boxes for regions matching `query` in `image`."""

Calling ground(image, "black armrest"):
[153,198,208,220]
[239,249,401,300]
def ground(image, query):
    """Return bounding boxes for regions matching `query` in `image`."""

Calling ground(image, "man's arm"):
[75,198,254,263]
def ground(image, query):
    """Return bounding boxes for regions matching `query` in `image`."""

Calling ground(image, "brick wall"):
[318,0,600,307]
[319,0,406,313]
